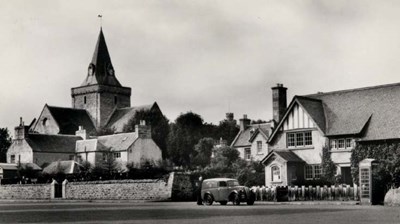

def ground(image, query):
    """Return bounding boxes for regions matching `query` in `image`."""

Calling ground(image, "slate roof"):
[26,134,82,153]
[296,97,326,133]
[304,82,400,140]
[271,82,400,142]
[0,163,19,171]
[105,103,158,133]
[232,123,273,147]
[80,28,122,87]
[47,105,96,135]
[76,132,138,152]
[0,163,42,171]
[42,160,82,175]
[261,150,305,165]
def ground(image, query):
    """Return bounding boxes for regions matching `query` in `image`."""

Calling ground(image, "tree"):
[210,146,240,169]
[0,128,11,162]
[123,109,170,159]
[167,112,204,168]
[217,119,239,145]
[193,138,214,168]
[321,146,336,183]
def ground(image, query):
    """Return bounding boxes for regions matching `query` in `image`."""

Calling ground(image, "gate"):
[54,182,62,198]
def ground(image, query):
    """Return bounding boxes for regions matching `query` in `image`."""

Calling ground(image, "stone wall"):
[0,172,191,201]
[384,188,400,206]
[64,178,172,200]
[0,184,51,199]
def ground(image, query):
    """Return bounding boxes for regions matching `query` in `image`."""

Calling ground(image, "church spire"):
[81,28,122,87]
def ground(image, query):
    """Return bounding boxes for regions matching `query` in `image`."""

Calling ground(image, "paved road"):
[0,201,398,224]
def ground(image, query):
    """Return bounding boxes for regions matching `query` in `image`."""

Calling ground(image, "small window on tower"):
[114,96,118,105]
[84,96,87,104]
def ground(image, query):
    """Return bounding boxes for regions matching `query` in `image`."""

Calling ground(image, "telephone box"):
[359,158,379,205]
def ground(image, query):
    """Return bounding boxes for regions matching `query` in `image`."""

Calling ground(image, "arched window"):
[84,96,87,104]
[271,165,281,182]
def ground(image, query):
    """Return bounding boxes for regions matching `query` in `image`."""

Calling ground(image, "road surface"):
[0,201,398,223]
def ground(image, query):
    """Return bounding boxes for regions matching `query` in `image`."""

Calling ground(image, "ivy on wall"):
[351,142,400,189]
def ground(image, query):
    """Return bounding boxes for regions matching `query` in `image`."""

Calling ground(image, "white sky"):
[2,0,400,135]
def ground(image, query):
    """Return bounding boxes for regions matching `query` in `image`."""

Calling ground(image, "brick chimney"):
[135,120,152,139]
[271,83,287,124]
[14,117,29,140]
[239,114,251,131]
[75,126,88,140]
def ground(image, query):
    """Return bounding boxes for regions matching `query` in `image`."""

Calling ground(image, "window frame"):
[286,131,313,148]
[256,141,262,153]
[244,148,251,160]
[271,165,281,182]
[330,138,354,150]
[305,164,322,180]
[10,155,15,163]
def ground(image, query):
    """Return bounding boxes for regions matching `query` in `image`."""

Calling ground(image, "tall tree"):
[193,137,214,168]
[0,128,11,162]
[217,119,239,145]
[167,112,204,168]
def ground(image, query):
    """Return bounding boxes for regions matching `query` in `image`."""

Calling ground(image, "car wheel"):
[232,193,241,205]
[220,201,228,205]
[203,194,213,206]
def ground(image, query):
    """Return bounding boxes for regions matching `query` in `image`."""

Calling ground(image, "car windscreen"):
[227,180,239,186]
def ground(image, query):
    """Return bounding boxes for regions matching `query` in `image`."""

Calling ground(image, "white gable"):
[282,103,315,131]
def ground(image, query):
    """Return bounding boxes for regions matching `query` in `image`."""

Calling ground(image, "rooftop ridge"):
[305,82,400,97]
[28,133,82,138]
[47,105,87,111]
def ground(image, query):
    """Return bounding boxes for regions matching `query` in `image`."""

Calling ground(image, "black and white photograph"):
[0,0,399,223]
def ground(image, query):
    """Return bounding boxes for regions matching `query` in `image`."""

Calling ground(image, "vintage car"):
[200,178,256,205]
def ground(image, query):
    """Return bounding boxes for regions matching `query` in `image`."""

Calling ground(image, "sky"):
[2,0,400,136]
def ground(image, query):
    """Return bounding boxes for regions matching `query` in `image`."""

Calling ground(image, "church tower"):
[71,28,131,129]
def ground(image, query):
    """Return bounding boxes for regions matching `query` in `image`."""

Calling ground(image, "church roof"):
[105,103,160,133]
[47,105,96,135]
[80,28,122,87]
[26,134,82,153]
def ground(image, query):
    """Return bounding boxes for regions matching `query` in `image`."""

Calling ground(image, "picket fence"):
[250,184,360,201]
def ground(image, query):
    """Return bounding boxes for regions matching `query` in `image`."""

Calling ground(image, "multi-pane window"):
[257,141,262,153]
[338,139,345,149]
[271,166,281,182]
[346,139,352,148]
[287,133,295,147]
[305,165,322,179]
[287,131,312,148]
[304,132,312,145]
[305,165,313,179]
[114,152,121,158]
[330,138,353,150]
[244,148,251,160]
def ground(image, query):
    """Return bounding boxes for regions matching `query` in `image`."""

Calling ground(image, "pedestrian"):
[196,176,203,205]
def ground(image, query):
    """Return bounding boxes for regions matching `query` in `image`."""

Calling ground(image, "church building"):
[7,28,163,168]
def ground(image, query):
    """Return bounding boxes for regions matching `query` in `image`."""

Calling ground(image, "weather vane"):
[98,14,103,27]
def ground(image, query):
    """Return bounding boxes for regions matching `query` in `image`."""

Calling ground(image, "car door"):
[218,181,229,201]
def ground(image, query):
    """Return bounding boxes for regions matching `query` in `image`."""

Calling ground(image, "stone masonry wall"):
[65,178,172,200]
[0,184,51,199]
